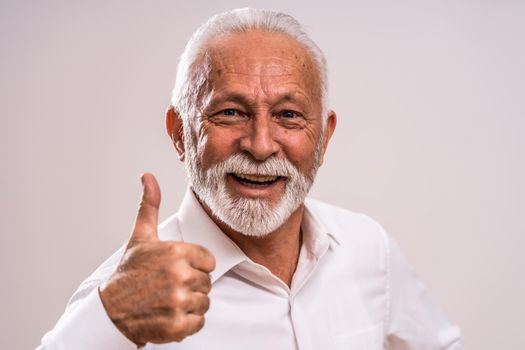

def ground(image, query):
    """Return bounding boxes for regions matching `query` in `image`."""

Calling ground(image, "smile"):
[230,173,282,187]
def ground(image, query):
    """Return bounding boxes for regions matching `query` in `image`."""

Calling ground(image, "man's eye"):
[280,110,299,118]
[221,109,238,116]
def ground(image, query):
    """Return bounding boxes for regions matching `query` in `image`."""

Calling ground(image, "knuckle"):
[196,244,208,255]
[201,296,210,313]
[202,251,216,271]
[170,316,189,337]
[173,335,186,343]
[194,316,205,332]
[173,290,192,310]
[170,243,189,258]
[200,274,212,293]
[176,269,196,285]
[206,254,217,271]
[199,246,213,259]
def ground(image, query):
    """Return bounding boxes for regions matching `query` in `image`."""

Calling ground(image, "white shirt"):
[39,189,463,350]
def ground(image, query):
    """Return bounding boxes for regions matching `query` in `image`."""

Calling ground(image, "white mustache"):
[207,153,299,179]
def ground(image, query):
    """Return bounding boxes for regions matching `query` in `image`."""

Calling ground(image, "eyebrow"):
[210,92,252,106]
[207,90,311,110]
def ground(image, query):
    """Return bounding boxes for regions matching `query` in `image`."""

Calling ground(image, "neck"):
[200,197,304,286]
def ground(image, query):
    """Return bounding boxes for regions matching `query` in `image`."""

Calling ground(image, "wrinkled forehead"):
[203,31,321,96]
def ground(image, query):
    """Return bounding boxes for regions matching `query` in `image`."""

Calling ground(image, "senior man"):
[39,8,463,350]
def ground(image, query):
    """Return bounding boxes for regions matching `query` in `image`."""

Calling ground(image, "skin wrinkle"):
[211,70,296,77]
[196,87,319,166]
[207,70,316,101]
[203,90,312,111]
[192,35,321,158]
[202,32,320,106]
[190,30,325,200]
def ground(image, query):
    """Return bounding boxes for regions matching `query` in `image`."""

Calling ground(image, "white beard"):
[183,131,323,237]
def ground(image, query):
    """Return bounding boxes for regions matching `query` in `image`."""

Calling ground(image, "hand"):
[99,173,216,346]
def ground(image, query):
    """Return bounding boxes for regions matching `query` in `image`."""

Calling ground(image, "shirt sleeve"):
[385,237,464,350]
[38,287,137,350]
[37,246,137,350]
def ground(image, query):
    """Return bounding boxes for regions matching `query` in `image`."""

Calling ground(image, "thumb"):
[129,172,161,246]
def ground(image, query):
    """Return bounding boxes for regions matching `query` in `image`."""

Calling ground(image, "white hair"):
[170,8,329,127]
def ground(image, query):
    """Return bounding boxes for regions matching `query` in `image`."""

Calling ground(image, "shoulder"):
[304,197,391,261]
[305,198,389,243]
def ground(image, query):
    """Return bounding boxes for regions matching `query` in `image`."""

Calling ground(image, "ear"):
[165,106,185,161]
[318,111,337,166]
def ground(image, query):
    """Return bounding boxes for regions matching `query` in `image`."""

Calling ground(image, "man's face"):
[178,31,335,236]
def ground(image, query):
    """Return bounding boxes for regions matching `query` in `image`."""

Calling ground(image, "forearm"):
[38,288,136,350]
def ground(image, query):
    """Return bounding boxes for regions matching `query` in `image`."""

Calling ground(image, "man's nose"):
[239,116,280,161]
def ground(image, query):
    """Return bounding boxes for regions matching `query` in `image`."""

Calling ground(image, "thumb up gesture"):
[99,173,216,346]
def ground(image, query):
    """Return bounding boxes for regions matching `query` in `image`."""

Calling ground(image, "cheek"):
[278,131,319,167]
[197,127,241,169]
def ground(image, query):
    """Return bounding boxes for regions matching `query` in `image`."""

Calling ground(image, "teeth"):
[234,173,278,183]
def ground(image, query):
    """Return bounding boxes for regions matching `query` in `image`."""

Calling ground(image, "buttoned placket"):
[230,223,334,350]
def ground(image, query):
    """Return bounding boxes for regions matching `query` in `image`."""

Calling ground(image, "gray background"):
[1,0,524,349]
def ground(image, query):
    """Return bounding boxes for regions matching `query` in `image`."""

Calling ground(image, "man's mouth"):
[230,173,282,187]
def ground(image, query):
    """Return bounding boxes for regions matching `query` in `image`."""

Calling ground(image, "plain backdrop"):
[1,0,524,349]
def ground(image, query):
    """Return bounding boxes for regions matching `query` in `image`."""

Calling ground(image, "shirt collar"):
[177,188,248,284]
[303,198,342,249]
[176,189,340,283]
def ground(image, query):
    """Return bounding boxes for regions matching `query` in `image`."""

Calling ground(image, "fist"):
[99,173,216,346]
